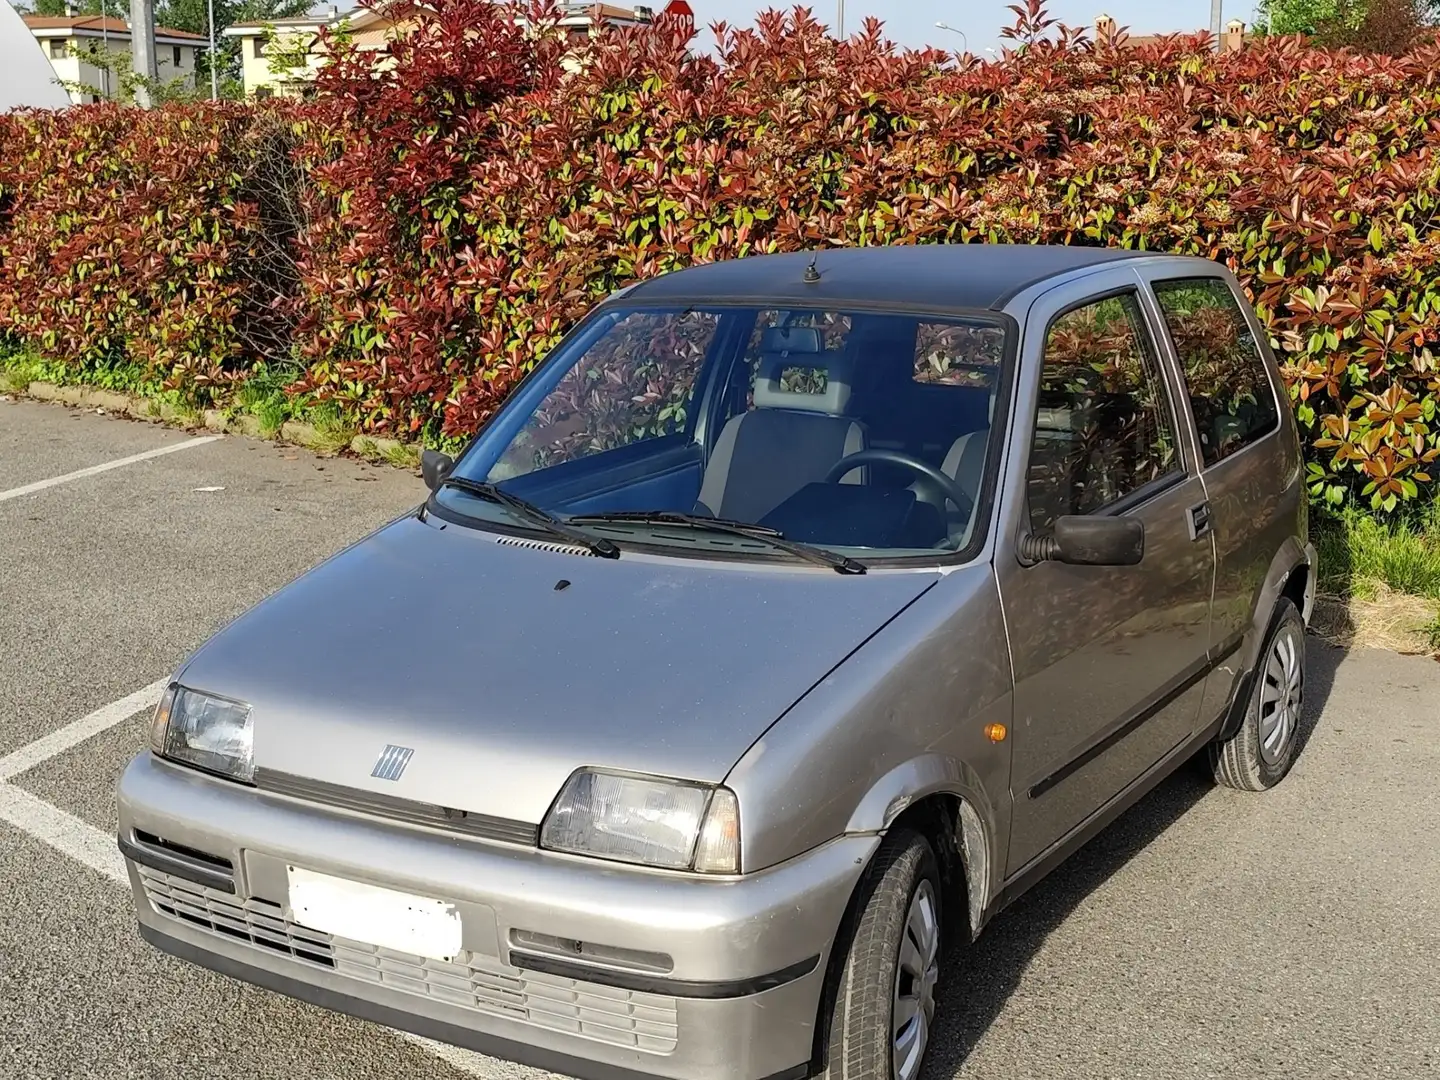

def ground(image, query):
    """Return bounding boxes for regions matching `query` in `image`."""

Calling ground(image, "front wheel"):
[819,830,943,1080]
[1210,597,1306,791]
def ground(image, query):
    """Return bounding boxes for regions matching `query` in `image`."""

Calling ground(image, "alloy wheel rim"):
[893,879,940,1080]
[1258,626,1303,766]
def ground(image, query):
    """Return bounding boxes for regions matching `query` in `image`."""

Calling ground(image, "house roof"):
[562,3,651,19]
[23,14,205,41]
[620,245,1160,314]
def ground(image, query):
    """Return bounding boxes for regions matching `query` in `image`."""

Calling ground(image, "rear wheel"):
[1211,598,1305,791]
[820,830,943,1080]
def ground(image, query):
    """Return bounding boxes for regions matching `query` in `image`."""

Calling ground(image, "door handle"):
[1187,501,1212,541]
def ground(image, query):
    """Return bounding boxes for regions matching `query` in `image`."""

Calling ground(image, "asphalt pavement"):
[1,395,1437,1079]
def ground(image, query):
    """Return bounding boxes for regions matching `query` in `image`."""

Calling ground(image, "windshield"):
[436,304,1010,564]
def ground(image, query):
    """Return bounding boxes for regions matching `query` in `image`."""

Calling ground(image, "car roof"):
[620,244,1175,314]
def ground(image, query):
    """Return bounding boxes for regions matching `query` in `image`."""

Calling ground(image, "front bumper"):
[118,752,876,1080]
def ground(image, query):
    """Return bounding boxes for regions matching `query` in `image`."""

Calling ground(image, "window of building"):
[253,37,264,58]
[1151,277,1280,468]
[50,38,68,59]
[173,45,183,67]
[1027,291,1182,531]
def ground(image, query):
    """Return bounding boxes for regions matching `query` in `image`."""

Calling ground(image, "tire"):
[1210,598,1306,791]
[819,830,943,1080]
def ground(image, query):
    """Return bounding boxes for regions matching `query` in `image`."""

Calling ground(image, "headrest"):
[752,345,857,415]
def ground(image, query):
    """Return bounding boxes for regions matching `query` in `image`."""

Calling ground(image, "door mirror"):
[421,448,455,492]
[1053,515,1144,566]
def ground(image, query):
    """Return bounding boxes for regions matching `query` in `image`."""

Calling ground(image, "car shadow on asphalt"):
[920,637,1344,1075]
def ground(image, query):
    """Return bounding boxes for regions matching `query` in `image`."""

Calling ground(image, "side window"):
[1152,278,1279,467]
[489,310,719,480]
[1028,291,1182,531]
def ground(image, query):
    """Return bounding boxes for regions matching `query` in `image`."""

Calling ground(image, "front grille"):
[252,769,540,847]
[140,865,331,965]
[140,868,679,1053]
[332,941,680,1051]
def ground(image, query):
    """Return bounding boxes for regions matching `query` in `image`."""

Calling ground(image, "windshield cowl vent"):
[495,535,597,557]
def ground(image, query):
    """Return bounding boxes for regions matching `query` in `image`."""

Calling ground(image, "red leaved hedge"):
[4,1,1440,512]
[0,103,305,391]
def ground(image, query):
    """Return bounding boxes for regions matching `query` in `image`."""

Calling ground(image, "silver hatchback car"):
[120,246,1316,1080]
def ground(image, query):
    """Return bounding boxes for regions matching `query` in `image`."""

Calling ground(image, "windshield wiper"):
[438,477,620,559]
[566,510,866,575]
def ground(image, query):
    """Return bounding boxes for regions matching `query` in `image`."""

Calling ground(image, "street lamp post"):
[208,0,217,100]
[1210,0,1223,51]
[99,0,109,100]
[934,21,968,52]
[836,0,843,39]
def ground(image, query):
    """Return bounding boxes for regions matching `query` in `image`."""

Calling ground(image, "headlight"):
[150,684,254,783]
[540,770,741,874]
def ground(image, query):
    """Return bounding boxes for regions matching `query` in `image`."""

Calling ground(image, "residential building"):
[223,1,694,99]
[23,14,204,104]
[225,9,339,100]
[1094,13,1250,51]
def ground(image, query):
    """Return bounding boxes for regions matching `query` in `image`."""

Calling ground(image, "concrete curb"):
[6,379,422,470]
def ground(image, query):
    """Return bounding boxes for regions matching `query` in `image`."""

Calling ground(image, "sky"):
[686,1,1266,53]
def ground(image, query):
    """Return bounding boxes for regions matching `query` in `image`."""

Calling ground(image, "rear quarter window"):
[1152,278,1280,467]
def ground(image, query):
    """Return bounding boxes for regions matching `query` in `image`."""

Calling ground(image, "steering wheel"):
[823,449,974,516]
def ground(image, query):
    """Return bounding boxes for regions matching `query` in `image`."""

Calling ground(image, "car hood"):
[178,513,936,825]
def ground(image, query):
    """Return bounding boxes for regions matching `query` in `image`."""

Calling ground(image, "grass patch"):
[306,399,358,455]
[0,340,163,397]
[1312,503,1440,653]
[1315,503,1440,602]
[234,365,298,437]
[380,441,421,469]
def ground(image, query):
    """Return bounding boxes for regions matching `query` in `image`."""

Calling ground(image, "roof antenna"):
[803,255,821,283]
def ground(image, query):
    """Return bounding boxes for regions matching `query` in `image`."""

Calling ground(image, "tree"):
[30,0,106,15]
[1316,0,1438,51]
[1256,0,1345,34]
[153,0,314,97]
[1257,0,1440,40]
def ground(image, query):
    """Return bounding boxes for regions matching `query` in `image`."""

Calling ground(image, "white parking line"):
[0,681,494,1078]
[0,435,222,504]
[0,679,168,782]
[0,783,128,884]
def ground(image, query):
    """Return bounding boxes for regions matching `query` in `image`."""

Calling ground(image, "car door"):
[998,274,1216,876]
[1142,272,1303,714]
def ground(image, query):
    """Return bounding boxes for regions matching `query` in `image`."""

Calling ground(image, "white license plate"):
[286,865,462,961]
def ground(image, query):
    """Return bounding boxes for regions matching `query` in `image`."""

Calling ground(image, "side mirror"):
[420,448,455,492]
[1022,515,1145,566]
[1053,515,1144,566]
